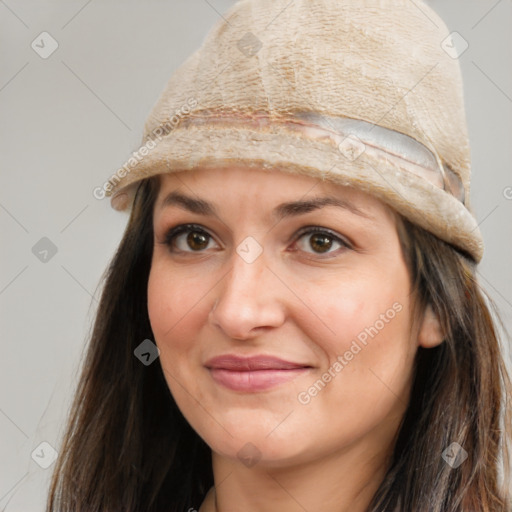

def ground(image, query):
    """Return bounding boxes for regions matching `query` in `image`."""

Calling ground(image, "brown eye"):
[184,231,210,251]
[294,227,351,257]
[308,233,334,253]
[163,224,215,253]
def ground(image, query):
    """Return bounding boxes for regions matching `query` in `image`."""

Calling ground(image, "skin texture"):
[147,166,443,512]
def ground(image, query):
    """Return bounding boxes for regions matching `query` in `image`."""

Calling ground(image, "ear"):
[417,303,444,348]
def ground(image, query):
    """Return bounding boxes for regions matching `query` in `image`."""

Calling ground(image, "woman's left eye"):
[293,227,351,257]
[160,224,351,257]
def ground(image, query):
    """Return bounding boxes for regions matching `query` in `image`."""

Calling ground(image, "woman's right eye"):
[161,224,216,253]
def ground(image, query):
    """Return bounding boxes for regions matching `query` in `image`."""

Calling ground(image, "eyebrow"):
[157,191,373,221]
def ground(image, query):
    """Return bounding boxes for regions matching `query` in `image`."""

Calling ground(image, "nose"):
[209,245,287,340]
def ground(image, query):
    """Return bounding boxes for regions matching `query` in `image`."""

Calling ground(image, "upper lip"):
[204,355,311,371]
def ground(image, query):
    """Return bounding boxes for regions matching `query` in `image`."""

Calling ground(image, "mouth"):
[204,354,313,392]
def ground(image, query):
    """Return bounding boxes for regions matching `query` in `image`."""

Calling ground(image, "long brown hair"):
[46,175,512,511]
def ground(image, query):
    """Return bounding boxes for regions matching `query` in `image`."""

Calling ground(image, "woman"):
[46,0,512,510]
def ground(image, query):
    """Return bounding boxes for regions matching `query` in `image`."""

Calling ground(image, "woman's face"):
[148,166,440,468]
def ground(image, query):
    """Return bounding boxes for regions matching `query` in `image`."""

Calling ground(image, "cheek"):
[147,262,194,373]
[147,259,215,378]
[147,262,201,402]
[147,265,175,342]
[308,268,411,349]
[301,266,414,407]
[147,259,205,339]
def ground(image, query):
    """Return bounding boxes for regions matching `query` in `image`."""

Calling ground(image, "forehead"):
[154,166,396,222]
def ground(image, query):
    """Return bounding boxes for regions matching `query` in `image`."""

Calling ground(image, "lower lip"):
[208,367,310,392]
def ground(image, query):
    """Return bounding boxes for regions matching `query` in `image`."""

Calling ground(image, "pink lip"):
[204,355,312,392]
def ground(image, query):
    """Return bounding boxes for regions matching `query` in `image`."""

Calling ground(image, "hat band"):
[152,110,465,204]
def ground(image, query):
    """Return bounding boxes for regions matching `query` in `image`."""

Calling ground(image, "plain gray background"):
[1,1,511,510]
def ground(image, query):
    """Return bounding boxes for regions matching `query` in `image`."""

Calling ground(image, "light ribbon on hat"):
[174,110,465,205]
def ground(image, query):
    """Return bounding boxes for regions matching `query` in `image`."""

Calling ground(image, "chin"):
[197,421,315,469]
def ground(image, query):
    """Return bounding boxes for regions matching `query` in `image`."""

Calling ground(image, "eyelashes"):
[159,223,352,258]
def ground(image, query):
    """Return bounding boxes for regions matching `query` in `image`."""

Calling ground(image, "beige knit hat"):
[103,0,484,262]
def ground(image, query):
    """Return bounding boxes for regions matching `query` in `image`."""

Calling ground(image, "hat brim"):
[106,124,483,262]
